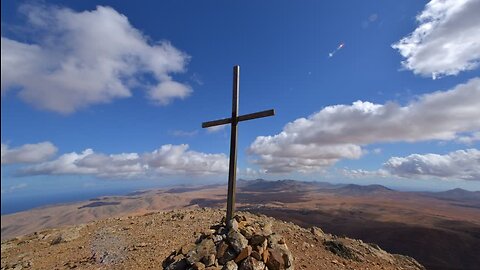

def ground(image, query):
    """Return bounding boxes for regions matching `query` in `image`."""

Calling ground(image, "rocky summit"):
[163,214,294,270]
[1,207,425,270]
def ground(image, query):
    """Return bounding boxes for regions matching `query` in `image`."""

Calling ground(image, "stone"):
[261,222,273,236]
[239,256,266,270]
[227,219,239,232]
[216,241,229,259]
[50,227,82,245]
[213,234,224,243]
[266,248,284,270]
[234,246,252,263]
[262,249,269,264]
[251,250,262,261]
[174,254,185,262]
[324,240,361,261]
[50,235,64,245]
[205,267,222,270]
[249,235,266,247]
[222,260,238,270]
[252,243,264,255]
[283,250,293,268]
[268,234,285,249]
[310,227,324,237]
[187,250,201,265]
[239,226,255,240]
[234,215,247,222]
[203,253,216,266]
[193,262,206,270]
[198,239,216,257]
[261,239,268,252]
[218,248,237,265]
[165,258,189,270]
[227,230,248,253]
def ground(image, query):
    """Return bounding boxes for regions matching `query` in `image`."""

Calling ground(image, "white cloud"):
[340,149,480,181]
[384,149,480,181]
[249,78,480,173]
[1,142,58,164]
[456,131,480,145]
[148,81,192,106]
[237,167,267,179]
[143,145,228,176]
[339,168,390,179]
[392,0,480,79]
[1,4,191,113]
[18,144,228,178]
[206,125,226,133]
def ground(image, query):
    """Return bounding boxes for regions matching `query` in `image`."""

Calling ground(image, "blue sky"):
[2,0,480,210]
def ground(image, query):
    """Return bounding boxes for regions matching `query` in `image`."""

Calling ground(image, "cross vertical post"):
[202,65,274,226]
[226,66,239,223]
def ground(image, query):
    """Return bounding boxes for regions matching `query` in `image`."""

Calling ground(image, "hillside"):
[1,208,424,270]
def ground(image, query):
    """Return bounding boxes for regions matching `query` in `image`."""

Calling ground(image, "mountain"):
[238,179,343,193]
[425,188,480,202]
[331,184,394,195]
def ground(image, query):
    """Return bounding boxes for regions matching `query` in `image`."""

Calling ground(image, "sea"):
[0,186,141,215]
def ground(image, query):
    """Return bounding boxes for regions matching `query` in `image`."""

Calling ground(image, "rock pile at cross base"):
[163,215,294,270]
[1,208,425,270]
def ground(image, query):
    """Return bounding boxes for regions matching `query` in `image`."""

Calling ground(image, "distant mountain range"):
[423,188,480,201]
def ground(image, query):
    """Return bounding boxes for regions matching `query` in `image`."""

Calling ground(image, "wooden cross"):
[202,65,275,224]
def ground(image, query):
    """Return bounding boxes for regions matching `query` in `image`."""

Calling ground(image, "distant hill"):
[331,184,394,195]
[238,178,342,192]
[425,188,480,201]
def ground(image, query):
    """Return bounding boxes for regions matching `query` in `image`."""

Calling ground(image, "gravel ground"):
[1,207,424,270]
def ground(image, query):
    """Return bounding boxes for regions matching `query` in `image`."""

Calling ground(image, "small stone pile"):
[163,215,294,270]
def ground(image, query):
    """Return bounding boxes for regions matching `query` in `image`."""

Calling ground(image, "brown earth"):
[1,208,424,270]
[2,180,479,270]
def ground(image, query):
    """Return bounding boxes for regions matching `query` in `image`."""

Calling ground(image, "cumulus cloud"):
[1,4,191,113]
[456,131,480,145]
[18,144,228,178]
[1,142,58,164]
[392,0,480,79]
[206,125,226,133]
[237,168,267,179]
[339,168,390,179]
[340,149,480,181]
[384,149,480,181]
[249,78,480,173]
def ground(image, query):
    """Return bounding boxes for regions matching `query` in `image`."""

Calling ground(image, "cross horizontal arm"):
[202,109,275,128]
[202,117,232,128]
[237,109,275,122]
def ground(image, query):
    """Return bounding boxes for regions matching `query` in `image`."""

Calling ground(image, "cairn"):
[163,215,294,270]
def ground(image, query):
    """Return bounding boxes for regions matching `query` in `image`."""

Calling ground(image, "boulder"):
[222,260,238,270]
[227,230,248,253]
[239,257,265,270]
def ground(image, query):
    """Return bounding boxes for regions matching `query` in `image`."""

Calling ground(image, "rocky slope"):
[1,208,424,270]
